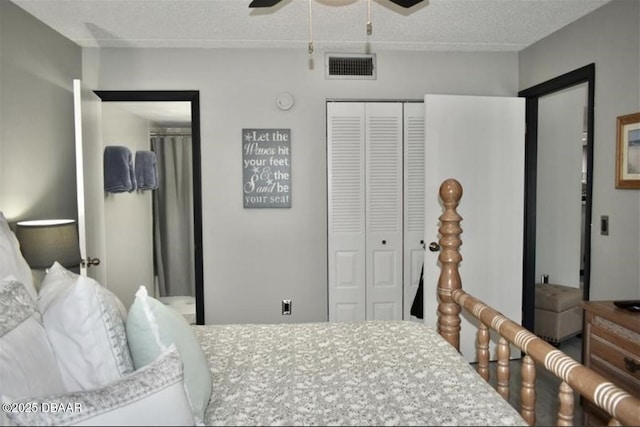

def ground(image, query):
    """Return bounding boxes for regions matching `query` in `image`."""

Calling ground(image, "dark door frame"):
[518,63,595,331]
[95,90,204,325]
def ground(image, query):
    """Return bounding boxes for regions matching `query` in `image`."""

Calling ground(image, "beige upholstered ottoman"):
[534,283,583,344]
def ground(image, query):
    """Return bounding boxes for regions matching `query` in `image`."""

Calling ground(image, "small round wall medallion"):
[276,92,294,111]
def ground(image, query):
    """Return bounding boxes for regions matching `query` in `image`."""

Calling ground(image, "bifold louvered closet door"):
[327,102,424,322]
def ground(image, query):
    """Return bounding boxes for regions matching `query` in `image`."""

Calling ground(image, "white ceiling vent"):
[325,53,376,80]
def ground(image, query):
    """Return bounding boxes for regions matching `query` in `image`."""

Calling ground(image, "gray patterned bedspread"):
[193,321,527,426]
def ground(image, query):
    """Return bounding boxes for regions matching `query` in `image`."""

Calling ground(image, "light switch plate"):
[600,215,609,236]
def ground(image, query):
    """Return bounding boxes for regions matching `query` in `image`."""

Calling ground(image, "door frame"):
[94,90,204,325]
[518,63,595,331]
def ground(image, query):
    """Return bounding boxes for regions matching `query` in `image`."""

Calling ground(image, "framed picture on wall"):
[616,112,640,189]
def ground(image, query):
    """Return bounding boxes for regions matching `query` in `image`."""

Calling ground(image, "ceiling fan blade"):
[388,0,423,8]
[249,0,283,7]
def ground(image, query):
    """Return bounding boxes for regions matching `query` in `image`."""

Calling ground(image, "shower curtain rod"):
[150,131,192,137]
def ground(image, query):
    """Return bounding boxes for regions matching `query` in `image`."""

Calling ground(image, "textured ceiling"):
[12,0,612,51]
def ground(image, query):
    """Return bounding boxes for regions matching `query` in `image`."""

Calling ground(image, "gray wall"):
[0,1,81,224]
[83,48,518,324]
[519,0,640,300]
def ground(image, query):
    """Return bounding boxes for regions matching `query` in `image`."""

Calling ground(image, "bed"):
[1,178,638,427]
[195,321,525,426]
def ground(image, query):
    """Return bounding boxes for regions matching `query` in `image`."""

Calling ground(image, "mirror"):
[95,91,203,324]
[519,64,595,330]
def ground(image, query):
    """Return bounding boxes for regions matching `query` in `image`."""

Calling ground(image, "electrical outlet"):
[282,299,292,315]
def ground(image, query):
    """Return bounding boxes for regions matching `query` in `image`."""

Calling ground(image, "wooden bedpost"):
[432,178,640,426]
[436,178,463,351]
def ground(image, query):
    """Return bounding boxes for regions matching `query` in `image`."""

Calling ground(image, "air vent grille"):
[325,54,376,80]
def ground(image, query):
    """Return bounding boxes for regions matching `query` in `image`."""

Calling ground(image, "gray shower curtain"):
[151,134,195,298]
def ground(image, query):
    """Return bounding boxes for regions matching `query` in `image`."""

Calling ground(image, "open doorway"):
[95,90,204,325]
[535,83,588,289]
[519,64,595,331]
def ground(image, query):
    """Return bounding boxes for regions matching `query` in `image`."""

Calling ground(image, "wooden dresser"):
[581,301,640,426]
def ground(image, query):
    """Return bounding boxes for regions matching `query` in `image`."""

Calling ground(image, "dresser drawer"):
[582,302,640,425]
[590,337,640,396]
[588,327,640,397]
[590,313,640,356]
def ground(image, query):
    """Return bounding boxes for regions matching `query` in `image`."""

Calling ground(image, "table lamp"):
[16,219,82,270]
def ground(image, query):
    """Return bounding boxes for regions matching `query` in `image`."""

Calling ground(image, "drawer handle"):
[624,357,640,373]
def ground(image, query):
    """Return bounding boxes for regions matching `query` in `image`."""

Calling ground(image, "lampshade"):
[16,219,82,269]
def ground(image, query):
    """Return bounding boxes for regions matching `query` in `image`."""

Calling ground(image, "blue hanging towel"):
[135,150,158,190]
[104,146,137,193]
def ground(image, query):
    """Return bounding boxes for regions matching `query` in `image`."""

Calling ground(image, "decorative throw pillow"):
[0,277,66,426]
[38,262,134,392]
[127,286,211,423]
[5,345,195,427]
[0,212,37,299]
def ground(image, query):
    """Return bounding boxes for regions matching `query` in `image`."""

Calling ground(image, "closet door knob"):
[82,257,101,267]
[382,240,387,245]
[428,242,440,252]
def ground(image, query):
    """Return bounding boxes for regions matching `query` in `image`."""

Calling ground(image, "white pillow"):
[5,345,195,426]
[126,286,211,423]
[38,262,133,392]
[0,212,36,299]
[0,276,66,426]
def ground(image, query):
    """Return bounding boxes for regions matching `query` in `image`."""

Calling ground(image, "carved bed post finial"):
[436,178,463,351]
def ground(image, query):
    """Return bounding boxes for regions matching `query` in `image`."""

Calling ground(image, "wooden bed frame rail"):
[434,178,640,427]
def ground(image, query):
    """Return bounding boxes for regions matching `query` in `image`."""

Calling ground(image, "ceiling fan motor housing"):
[249,0,423,8]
